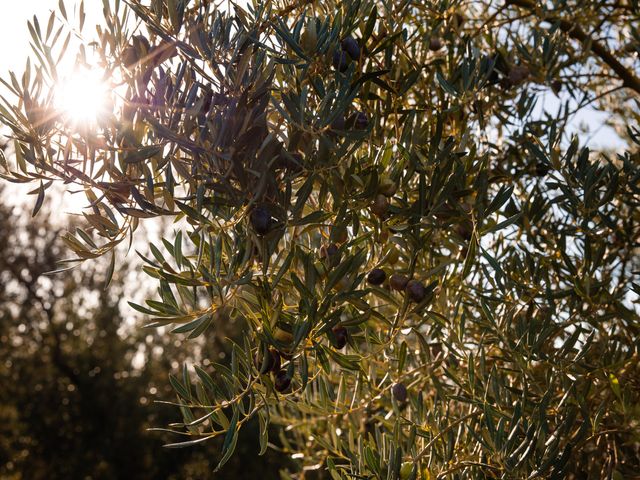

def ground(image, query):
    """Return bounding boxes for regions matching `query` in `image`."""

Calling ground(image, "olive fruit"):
[330,225,348,244]
[386,248,400,265]
[332,49,349,72]
[378,176,398,197]
[551,79,562,95]
[320,243,341,268]
[341,36,360,60]
[429,37,443,51]
[455,220,473,241]
[348,111,369,130]
[122,45,139,69]
[274,370,291,393]
[390,274,409,291]
[269,349,282,373]
[399,462,414,480]
[535,162,550,177]
[321,243,339,258]
[371,194,389,218]
[250,206,272,236]
[485,51,508,85]
[367,268,386,286]
[406,279,426,303]
[507,64,530,87]
[330,115,346,131]
[255,348,281,374]
[392,382,408,402]
[274,327,294,345]
[300,23,318,53]
[273,328,295,358]
[332,326,348,349]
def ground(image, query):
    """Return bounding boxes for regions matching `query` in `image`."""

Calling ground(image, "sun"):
[54,67,111,126]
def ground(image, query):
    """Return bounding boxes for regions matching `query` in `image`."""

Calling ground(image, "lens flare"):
[54,67,110,126]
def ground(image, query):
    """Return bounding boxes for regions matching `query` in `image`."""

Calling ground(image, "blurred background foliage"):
[0,190,286,479]
[0,0,639,479]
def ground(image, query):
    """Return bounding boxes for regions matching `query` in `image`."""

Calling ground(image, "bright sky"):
[0,1,106,215]
[0,1,103,74]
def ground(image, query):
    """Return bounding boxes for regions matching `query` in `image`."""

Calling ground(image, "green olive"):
[399,461,414,480]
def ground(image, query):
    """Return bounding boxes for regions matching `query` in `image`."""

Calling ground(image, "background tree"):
[1,0,639,478]
[0,190,285,479]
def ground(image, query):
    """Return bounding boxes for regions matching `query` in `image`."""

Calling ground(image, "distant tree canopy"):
[1,0,639,478]
[0,192,285,479]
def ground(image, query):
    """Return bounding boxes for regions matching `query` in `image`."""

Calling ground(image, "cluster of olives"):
[328,35,370,133]
[333,35,361,72]
[255,326,349,393]
[484,51,530,89]
[254,347,292,393]
[367,268,427,303]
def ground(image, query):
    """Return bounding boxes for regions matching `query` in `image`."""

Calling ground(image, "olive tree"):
[1,0,639,478]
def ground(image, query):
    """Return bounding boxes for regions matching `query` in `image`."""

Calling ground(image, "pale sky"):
[0,1,103,75]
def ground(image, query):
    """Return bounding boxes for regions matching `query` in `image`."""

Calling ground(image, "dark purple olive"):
[250,206,272,236]
[332,326,348,349]
[389,274,409,291]
[429,37,443,51]
[323,243,339,257]
[122,45,138,69]
[347,111,369,130]
[367,268,386,286]
[535,162,550,177]
[507,65,530,87]
[269,349,281,373]
[211,92,228,106]
[371,194,389,218]
[330,225,348,244]
[274,370,291,393]
[392,382,408,402]
[341,36,360,60]
[455,220,473,241]
[330,115,346,131]
[321,243,341,267]
[551,80,562,95]
[278,151,303,174]
[332,49,349,72]
[255,348,281,374]
[355,112,369,129]
[406,279,426,303]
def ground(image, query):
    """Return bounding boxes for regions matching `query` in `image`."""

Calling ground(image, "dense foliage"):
[1,0,639,478]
